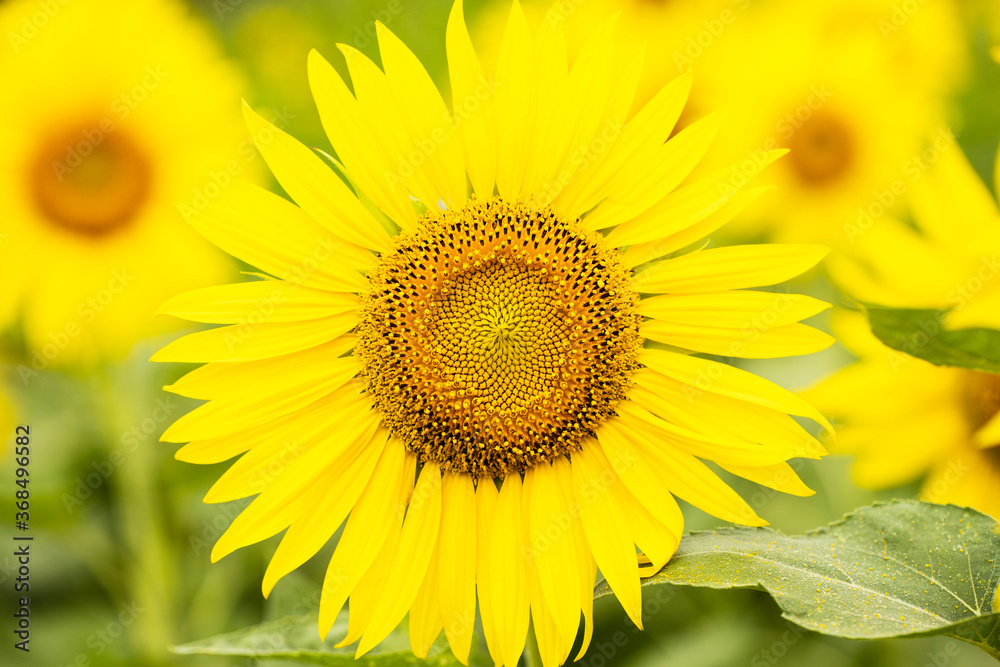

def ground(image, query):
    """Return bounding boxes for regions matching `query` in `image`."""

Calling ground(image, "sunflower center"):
[786,109,853,187]
[963,371,1000,432]
[357,197,640,477]
[962,371,1000,466]
[31,122,151,237]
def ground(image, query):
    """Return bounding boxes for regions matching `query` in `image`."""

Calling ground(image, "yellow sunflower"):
[805,143,1000,519]
[674,0,968,247]
[156,2,832,665]
[826,143,1000,329]
[0,0,249,367]
[804,312,1000,520]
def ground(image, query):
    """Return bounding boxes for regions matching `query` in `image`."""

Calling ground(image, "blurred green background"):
[2,0,999,665]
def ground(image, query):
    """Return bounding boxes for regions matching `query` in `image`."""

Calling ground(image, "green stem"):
[97,366,175,665]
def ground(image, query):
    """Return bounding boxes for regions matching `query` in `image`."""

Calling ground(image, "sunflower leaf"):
[864,305,1000,374]
[170,612,466,666]
[596,501,1000,660]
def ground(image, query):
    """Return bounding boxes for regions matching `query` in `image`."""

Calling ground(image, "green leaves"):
[865,305,1000,373]
[175,502,1000,665]
[171,613,465,666]
[598,501,1000,659]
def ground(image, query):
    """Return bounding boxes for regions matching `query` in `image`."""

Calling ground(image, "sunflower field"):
[3,1,1000,666]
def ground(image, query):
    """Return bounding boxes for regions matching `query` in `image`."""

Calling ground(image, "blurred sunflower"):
[826,144,1000,329]
[804,312,1000,519]
[156,2,832,665]
[677,0,968,247]
[805,144,1000,518]
[0,0,248,366]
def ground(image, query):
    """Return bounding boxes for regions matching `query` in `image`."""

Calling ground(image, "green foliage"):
[865,306,1000,374]
[172,613,466,666]
[599,501,1000,660]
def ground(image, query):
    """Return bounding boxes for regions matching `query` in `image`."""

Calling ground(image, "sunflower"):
[156,2,832,665]
[668,0,967,247]
[805,144,1000,519]
[804,312,1000,520]
[0,0,249,367]
[825,143,1000,330]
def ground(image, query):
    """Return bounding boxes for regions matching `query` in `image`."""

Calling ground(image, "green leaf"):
[171,613,465,666]
[865,305,1000,374]
[596,501,1000,660]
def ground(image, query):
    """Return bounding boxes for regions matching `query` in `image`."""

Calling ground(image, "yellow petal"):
[524,463,581,658]
[187,179,371,292]
[262,428,389,596]
[640,319,834,359]
[621,186,768,268]
[164,335,356,400]
[337,43,444,212]
[151,313,357,363]
[552,456,596,661]
[605,417,765,527]
[210,410,381,560]
[604,150,785,245]
[585,110,723,231]
[639,291,830,328]
[357,462,443,657]
[307,49,417,229]
[632,244,828,294]
[719,461,814,497]
[319,444,415,638]
[974,411,1000,448]
[638,348,833,433]
[161,357,362,443]
[555,71,691,218]
[526,562,566,667]
[489,474,530,667]
[520,12,568,196]
[476,480,505,667]
[242,102,392,253]
[179,383,361,469]
[335,505,404,647]
[947,287,1000,331]
[446,0,497,199]
[159,280,359,325]
[531,15,617,198]
[571,442,643,628]
[493,0,534,199]
[629,370,826,459]
[626,384,823,463]
[438,473,477,664]
[409,542,444,659]
[596,419,684,535]
[377,22,467,207]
